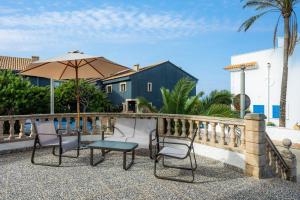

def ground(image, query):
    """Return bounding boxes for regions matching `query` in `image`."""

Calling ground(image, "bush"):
[0,70,50,115]
[55,80,111,113]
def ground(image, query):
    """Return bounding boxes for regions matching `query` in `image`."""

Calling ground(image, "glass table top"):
[87,140,138,151]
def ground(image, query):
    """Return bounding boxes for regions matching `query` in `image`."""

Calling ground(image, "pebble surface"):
[1,148,300,200]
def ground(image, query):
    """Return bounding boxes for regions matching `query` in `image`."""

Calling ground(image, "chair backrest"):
[134,118,156,138]
[114,118,135,137]
[34,121,58,146]
[188,128,198,149]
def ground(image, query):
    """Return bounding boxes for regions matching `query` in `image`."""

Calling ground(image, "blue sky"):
[0,0,297,93]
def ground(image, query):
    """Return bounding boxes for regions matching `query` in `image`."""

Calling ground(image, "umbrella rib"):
[82,59,105,78]
[21,62,50,73]
[77,58,98,68]
[58,65,69,80]
[57,61,76,68]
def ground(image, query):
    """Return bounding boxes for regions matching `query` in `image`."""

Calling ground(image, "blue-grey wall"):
[102,77,132,106]
[131,61,197,108]
[100,61,198,109]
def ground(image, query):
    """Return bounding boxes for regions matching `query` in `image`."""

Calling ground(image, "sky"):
[0,0,297,93]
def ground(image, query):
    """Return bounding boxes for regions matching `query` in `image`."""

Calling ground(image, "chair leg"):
[31,142,62,167]
[154,154,196,183]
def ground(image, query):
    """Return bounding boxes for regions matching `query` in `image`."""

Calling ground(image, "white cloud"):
[0,6,237,52]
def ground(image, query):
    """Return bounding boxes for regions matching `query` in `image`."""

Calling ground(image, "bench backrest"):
[114,118,135,137]
[34,121,58,146]
[134,118,156,138]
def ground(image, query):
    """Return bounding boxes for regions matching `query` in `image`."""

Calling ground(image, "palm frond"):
[137,97,157,113]
[202,104,237,118]
[238,11,271,31]
[273,15,281,48]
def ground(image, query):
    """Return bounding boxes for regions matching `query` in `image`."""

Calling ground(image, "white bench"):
[102,118,157,158]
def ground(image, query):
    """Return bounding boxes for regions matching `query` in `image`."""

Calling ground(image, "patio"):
[1,148,300,200]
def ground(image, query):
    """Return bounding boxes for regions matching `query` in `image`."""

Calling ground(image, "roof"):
[102,60,197,82]
[0,56,34,71]
[224,61,257,71]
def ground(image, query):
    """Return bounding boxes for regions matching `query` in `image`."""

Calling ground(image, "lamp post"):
[267,63,271,122]
[50,79,54,114]
[240,65,246,118]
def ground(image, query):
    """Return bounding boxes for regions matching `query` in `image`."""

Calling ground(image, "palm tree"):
[160,78,204,114]
[239,0,299,127]
[137,78,237,117]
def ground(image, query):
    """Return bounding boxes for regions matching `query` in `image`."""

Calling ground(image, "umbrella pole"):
[75,68,80,130]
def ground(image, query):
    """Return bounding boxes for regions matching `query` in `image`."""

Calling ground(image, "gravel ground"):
[0,148,300,200]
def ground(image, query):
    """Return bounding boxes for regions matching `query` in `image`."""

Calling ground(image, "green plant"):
[137,97,158,113]
[239,0,299,127]
[0,70,50,115]
[267,122,276,127]
[55,80,111,113]
[160,78,203,114]
[137,78,237,118]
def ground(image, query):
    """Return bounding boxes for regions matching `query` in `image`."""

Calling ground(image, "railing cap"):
[244,113,266,121]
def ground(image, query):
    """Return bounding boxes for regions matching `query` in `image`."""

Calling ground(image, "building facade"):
[98,61,198,112]
[225,38,300,128]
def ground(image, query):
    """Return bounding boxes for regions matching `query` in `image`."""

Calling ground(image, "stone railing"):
[0,112,296,182]
[157,114,245,153]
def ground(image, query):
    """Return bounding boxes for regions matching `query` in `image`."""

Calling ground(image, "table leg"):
[123,150,135,170]
[90,148,105,166]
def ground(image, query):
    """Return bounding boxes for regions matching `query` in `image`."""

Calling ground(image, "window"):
[253,105,265,114]
[105,85,112,93]
[272,105,280,119]
[147,82,152,92]
[119,82,127,92]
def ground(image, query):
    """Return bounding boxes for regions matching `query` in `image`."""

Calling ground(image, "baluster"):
[166,118,171,136]
[83,116,88,134]
[239,125,245,149]
[75,116,80,130]
[0,120,3,141]
[265,145,270,166]
[220,123,226,145]
[8,118,15,140]
[30,118,36,138]
[196,121,201,140]
[91,116,97,135]
[271,151,277,173]
[204,122,209,142]
[229,125,236,147]
[277,161,282,178]
[66,117,71,133]
[106,117,112,133]
[158,118,164,135]
[275,158,281,177]
[181,119,186,137]
[174,119,179,136]
[18,119,25,138]
[58,117,63,129]
[97,116,102,135]
[189,120,193,136]
[211,122,217,144]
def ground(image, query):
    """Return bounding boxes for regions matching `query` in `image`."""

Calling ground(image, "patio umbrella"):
[21,50,128,128]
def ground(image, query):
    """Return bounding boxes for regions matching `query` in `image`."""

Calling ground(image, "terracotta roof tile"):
[0,56,34,71]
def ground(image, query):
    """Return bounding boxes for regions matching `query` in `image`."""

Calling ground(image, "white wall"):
[230,41,300,128]
[267,127,300,144]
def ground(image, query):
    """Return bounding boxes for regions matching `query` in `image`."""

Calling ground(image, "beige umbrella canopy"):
[21,50,128,128]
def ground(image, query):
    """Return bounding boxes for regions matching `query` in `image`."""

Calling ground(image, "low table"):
[87,140,138,170]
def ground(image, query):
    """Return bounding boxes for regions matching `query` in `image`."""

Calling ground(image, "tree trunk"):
[279,17,290,127]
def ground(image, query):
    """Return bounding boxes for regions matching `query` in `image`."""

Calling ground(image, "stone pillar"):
[244,113,266,179]
[281,138,297,182]
[157,118,164,136]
